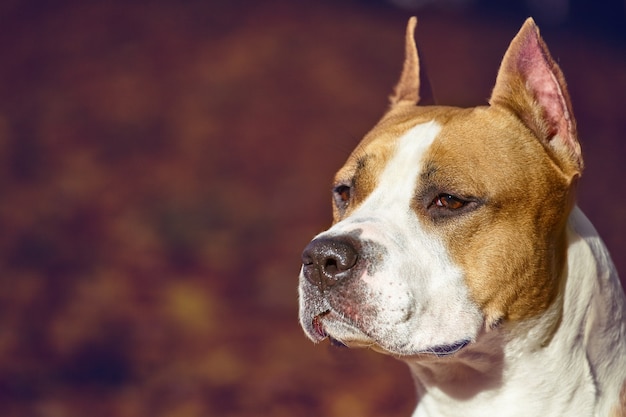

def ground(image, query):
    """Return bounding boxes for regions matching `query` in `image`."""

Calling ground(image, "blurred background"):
[0,0,624,416]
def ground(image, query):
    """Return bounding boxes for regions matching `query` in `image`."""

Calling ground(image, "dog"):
[298,17,626,416]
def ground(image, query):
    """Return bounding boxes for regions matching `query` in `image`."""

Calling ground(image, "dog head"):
[298,17,582,358]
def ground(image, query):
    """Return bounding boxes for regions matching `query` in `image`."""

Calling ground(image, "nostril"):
[324,258,339,275]
[301,236,359,290]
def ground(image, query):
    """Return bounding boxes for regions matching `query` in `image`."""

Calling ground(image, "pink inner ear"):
[491,19,582,171]
[517,35,572,142]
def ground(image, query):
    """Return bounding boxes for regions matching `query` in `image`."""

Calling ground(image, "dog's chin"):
[307,310,472,358]
[348,335,472,359]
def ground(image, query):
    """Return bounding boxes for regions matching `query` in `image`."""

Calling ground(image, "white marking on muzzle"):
[315,121,483,355]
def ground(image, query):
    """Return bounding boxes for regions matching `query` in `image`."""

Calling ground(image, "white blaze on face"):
[361,121,441,213]
[323,121,484,355]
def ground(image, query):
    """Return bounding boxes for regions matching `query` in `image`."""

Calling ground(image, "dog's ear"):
[390,17,435,106]
[490,18,582,173]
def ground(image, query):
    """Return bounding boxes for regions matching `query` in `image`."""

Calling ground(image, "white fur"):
[298,122,626,416]
[316,121,484,355]
[407,207,626,416]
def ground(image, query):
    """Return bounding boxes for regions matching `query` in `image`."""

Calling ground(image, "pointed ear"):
[490,18,582,173]
[389,17,435,106]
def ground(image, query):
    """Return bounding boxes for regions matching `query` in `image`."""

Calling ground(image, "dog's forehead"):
[332,109,437,220]
[335,107,465,201]
[337,104,544,195]
[335,106,450,182]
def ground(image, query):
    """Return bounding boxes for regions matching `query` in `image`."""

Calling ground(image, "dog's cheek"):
[451,214,562,324]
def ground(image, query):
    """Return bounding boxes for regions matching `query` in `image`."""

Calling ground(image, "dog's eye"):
[432,194,466,210]
[333,184,351,207]
[425,192,481,221]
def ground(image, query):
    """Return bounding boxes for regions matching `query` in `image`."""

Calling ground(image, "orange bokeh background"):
[0,1,624,416]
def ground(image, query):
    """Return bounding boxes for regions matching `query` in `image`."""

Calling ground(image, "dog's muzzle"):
[301,236,359,293]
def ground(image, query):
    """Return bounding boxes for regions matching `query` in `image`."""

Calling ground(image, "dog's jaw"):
[402,208,626,417]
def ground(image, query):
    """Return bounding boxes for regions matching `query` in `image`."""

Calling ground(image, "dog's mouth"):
[417,339,470,357]
[312,314,328,339]
[313,315,349,348]
[312,312,471,357]
[310,310,371,348]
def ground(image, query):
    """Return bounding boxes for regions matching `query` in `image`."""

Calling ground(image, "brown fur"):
[490,18,582,174]
[447,19,581,323]
[390,17,434,106]
[310,16,626,417]
[416,105,574,324]
[333,18,583,325]
[332,104,428,222]
[611,379,626,417]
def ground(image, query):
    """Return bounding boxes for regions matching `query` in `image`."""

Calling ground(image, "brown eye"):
[434,194,466,210]
[333,185,351,208]
[426,192,481,221]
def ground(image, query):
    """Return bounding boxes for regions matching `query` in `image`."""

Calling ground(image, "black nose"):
[301,237,359,292]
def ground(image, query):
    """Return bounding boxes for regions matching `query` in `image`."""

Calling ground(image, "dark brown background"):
[0,0,624,416]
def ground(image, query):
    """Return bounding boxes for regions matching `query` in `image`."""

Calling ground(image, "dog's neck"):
[404,206,626,417]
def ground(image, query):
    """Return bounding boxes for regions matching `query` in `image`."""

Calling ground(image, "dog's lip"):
[311,311,471,356]
[417,339,471,357]
[312,313,329,339]
[310,309,371,347]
